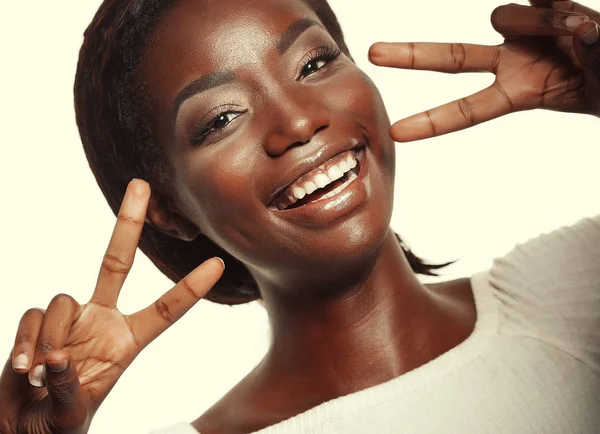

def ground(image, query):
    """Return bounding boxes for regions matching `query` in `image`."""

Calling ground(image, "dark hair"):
[74,0,451,305]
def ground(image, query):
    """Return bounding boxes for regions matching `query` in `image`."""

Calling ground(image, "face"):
[144,0,396,291]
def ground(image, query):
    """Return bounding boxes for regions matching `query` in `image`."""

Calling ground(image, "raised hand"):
[369,1,600,142]
[0,179,224,434]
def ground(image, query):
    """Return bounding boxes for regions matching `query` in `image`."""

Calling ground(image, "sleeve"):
[148,423,200,434]
[488,214,600,374]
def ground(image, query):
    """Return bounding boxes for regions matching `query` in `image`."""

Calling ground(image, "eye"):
[189,107,246,146]
[298,45,342,80]
[301,58,328,77]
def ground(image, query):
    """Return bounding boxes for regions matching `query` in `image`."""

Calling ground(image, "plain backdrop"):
[1,0,599,432]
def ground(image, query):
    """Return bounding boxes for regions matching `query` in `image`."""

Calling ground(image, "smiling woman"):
[1,0,600,433]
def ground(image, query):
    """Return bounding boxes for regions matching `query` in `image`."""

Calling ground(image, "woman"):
[1,0,599,432]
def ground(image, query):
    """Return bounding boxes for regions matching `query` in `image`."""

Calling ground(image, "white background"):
[1,0,599,432]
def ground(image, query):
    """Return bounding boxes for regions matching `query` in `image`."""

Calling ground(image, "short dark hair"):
[74,0,451,305]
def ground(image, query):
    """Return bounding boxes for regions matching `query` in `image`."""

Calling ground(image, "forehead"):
[144,0,322,110]
[148,0,319,71]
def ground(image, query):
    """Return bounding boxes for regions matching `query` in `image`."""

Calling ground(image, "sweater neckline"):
[250,270,499,433]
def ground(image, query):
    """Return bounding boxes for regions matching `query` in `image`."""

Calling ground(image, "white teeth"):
[338,160,350,173]
[270,149,362,210]
[293,187,306,199]
[314,173,331,189]
[327,165,344,181]
[304,181,318,195]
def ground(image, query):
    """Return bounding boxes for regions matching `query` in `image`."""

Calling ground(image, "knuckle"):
[38,340,56,354]
[15,332,35,348]
[457,98,475,127]
[539,9,557,29]
[154,297,176,324]
[182,277,202,301]
[117,212,144,227]
[101,253,133,275]
[450,43,466,72]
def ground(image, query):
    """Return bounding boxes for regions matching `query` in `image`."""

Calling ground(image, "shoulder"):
[488,214,600,372]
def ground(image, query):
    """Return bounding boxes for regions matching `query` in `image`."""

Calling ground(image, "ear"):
[145,193,200,242]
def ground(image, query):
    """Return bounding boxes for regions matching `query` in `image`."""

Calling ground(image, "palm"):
[18,304,137,422]
[62,305,137,396]
[497,37,589,113]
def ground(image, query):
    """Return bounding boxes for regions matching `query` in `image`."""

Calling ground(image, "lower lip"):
[269,149,369,228]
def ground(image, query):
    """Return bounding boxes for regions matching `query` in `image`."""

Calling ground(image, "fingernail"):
[582,23,600,45]
[214,257,225,270]
[30,365,45,387]
[13,353,28,370]
[47,358,68,373]
[565,15,589,31]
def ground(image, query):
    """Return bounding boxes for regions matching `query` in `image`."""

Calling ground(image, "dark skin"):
[0,1,599,433]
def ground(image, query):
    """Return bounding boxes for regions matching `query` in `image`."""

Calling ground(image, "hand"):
[369,1,600,142]
[0,179,224,434]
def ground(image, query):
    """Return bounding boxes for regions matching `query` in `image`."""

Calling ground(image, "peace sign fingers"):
[90,179,150,308]
[369,42,516,142]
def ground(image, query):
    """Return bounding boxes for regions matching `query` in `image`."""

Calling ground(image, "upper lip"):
[266,137,364,206]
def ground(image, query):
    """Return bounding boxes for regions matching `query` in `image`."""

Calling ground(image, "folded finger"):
[30,294,79,388]
[127,257,224,348]
[12,308,45,374]
[91,179,150,308]
[573,21,600,85]
[530,1,600,23]
[44,351,88,430]
[390,83,516,142]
[369,42,499,73]
[492,3,590,36]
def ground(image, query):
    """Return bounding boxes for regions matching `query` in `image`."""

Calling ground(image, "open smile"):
[268,147,364,211]
[267,147,368,227]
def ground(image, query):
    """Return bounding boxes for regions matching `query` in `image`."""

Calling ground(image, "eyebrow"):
[173,18,322,120]
[277,18,321,54]
[173,70,235,120]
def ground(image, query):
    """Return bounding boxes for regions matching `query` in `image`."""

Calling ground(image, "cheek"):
[179,145,261,245]
[324,68,395,174]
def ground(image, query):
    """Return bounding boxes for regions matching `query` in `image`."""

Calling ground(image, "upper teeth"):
[272,150,359,210]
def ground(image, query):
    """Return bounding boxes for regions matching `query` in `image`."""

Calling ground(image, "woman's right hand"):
[0,179,224,434]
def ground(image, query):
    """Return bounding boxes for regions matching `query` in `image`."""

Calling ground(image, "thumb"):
[573,21,600,88]
[44,351,89,432]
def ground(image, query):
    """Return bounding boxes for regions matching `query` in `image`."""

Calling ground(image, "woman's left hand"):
[369,1,600,142]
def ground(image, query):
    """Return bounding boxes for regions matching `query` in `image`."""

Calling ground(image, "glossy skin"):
[1,0,599,433]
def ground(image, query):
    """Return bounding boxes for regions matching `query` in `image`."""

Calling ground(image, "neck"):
[255,229,462,397]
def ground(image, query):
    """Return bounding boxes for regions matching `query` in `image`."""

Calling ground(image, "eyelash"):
[298,45,342,80]
[189,104,246,146]
[189,46,342,146]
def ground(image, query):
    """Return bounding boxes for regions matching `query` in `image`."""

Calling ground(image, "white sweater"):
[151,215,600,434]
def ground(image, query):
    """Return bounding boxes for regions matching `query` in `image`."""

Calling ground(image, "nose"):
[262,86,331,157]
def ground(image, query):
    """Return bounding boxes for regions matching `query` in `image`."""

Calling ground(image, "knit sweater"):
[151,215,600,433]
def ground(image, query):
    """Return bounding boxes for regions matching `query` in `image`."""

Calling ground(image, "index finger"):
[90,179,150,308]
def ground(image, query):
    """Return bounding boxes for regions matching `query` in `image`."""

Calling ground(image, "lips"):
[268,149,361,210]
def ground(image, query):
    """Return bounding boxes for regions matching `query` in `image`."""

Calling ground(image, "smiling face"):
[143,0,396,292]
